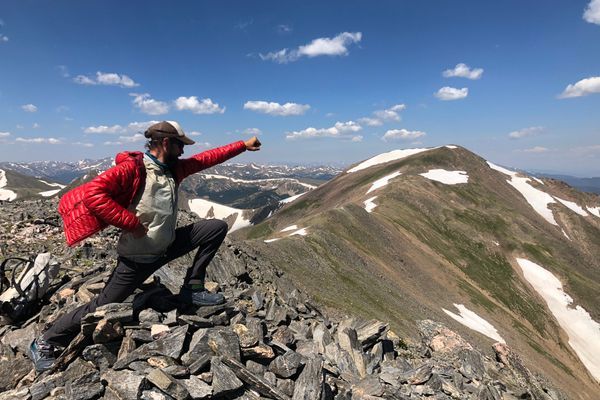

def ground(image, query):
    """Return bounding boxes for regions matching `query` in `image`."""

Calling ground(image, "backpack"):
[0,253,60,321]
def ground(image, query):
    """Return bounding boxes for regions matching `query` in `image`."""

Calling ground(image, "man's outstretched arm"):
[174,137,261,182]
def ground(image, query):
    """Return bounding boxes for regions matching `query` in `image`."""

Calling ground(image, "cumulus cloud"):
[508,126,543,139]
[382,129,426,141]
[443,63,483,80]
[373,104,406,122]
[521,146,549,153]
[243,128,262,135]
[351,135,363,142]
[0,34,8,42]
[21,104,38,112]
[244,100,310,116]
[32,123,40,129]
[130,93,169,115]
[434,87,468,101]
[0,131,10,137]
[260,32,362,63]
[15,137,61,144]
[188,131,202,136]
[286,121,362,140]
[119,133,146,143]
[584,0,600,24]
[174,96,225,114]
[84,125,126,134]
[127,120,159,132]
[558,76,600,98]
[74,71,139,88]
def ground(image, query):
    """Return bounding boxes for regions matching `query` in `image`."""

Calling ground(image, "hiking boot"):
[179,288,225,306]
[29,336,56,373]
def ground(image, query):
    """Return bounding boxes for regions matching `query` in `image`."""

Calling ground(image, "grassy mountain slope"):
[235,146,600,398]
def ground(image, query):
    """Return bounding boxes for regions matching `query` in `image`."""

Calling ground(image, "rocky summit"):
[0,197,566,400]
[1,145,599,399]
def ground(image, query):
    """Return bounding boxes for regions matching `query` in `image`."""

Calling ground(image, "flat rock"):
[0,344,32,391]
[147,368,190,400]
[1,323,36,354]
[208,328,241,361]
[102,369,149,399]
[82,343,118,371]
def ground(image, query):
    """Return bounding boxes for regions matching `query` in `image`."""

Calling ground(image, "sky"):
[0,0,599,176]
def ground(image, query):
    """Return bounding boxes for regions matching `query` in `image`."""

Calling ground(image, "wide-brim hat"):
[144,121,195,145]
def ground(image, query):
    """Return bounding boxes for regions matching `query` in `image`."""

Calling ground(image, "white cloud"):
[103,141,122,146]
[127,120,159,132]
[443,63,483,80]
[382,129,426,141]
[435,87,468,101]
[21,104,38,112]
[0,34,8,42]
[15,137,61,144]
[0,131,10,137]
[286,121,362,140]
[84,124,126,134]
[174,96,225,114]
[373,104,406,122]
[558,76,600,98]
[508,126,543,139]
[119,134,145,143]
[56,105,69,112]
[72,142,93,148]
[358,117,383,127]
[244,100,310,116]
[16,124,24,129]
[521,146,549,153]
[243,128,262,135]
[584,0,600,24]
[188,131,203,136]
[351,135,363,142]
[260,32,362,63]
[130,93,169,115]
[32,123,40,129]
[74,71,139,88]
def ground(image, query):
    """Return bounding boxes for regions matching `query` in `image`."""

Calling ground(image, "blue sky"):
[1,0,599,176]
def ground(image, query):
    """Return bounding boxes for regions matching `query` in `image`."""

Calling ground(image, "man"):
[30,121,261,372]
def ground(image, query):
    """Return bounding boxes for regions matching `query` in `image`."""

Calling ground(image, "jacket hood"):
[115,151,144,165]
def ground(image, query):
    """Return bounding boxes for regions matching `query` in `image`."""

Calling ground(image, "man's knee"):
[201,219,228,240]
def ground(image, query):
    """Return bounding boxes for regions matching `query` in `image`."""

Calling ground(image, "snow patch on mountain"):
[289,228,308,236]
[347,148,435,173]
[281,225,298,232]
[554,197,588,216]
[0,169,17,201]
[188,198,251,233]
[367,171,402,194]
[37,179,66,188]
[487,162,557,226]
[420,169,469,185]
[39,189,62,197]
[516,258,600,382]
[587,207,600,218]
[280,193,305,204]
[364,196,378,213]
[442,304,505,343]
[263,238,280,243]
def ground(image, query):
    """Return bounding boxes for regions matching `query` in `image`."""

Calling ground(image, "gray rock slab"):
[269,350,305,379]
[112,325,188,370]
[211,356,243,396]
[101,369,149,399]
[179,375,212,399]
[292,356,324,400]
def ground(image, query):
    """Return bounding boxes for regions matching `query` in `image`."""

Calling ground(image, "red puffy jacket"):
[58,141,247,246]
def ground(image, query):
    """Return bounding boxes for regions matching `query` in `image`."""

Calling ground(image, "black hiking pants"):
[43,219,228,347]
